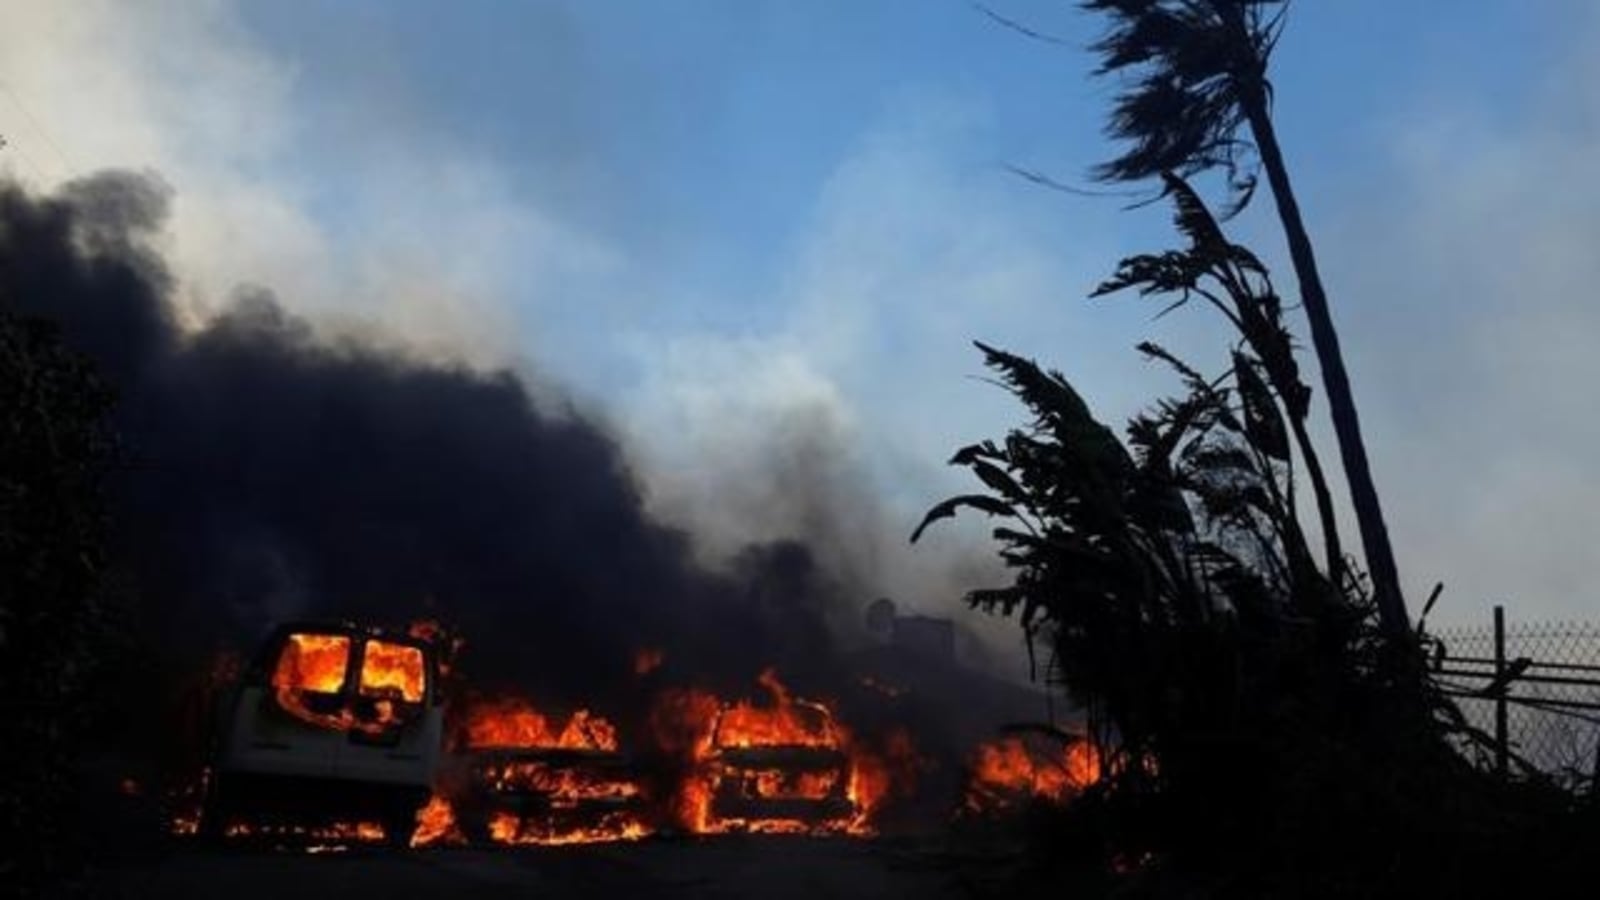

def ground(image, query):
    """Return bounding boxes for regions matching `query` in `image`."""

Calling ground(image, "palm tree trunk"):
[1237,84,1409,639]
[1286,408,1342,588]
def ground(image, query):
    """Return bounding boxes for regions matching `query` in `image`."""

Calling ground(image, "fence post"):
[1494,604,1508,777]
[1591,732,1600,805]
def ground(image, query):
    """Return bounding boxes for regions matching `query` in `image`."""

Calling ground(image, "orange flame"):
[411,794,463,848]
[486,810,650,846]
[462,699,618,751]
[222,820,388,849]
[407,618,464,678]
[270,633,353,731]
[964,736,1100,813]
[173,623,970,850]
[269,633,426,734]
[273,633,349,695]
[650,669,910,836]
[359,640,426,703]
[715,670,840,749]
[413,698,648,847]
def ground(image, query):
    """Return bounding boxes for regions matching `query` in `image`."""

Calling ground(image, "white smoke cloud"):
[0,0,613,362]
[617,99,1162,674]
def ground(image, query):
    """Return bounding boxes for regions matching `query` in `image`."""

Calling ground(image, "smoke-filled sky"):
[2,0,1596,633]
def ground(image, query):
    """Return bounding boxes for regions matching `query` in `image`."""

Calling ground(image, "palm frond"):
[1079,0,1289,213]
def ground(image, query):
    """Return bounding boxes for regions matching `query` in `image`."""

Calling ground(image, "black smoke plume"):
[0,171,850,709]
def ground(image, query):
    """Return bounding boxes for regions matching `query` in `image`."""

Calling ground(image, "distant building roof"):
[891,614,956,661]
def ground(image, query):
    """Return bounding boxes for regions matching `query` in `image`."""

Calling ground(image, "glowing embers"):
[634,647,666,676]
[269,632,428,734]
[222,819,388,852]
[656,669,893,836]
[420,699,651,846]
[963,734,1102,814]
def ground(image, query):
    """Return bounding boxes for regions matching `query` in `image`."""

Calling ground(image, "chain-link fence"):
[1433,612,1600,790]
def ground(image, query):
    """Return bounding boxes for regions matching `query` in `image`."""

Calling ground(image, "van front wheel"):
[383,794,423,849]
[195,773,229,845]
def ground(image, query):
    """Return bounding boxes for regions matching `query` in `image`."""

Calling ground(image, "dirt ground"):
[65,836,1015,900]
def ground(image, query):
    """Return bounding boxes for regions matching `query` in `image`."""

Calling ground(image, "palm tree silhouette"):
[1080,0,1409,639]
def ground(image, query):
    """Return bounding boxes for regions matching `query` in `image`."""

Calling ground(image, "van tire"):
[195,774,229,844]
[383,795,422,849]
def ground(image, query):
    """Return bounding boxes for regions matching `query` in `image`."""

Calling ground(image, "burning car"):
[658,670,888,835]
[433,701,651,845]
[196,621,445,845]
[962,730,1101,816]
[453,745,649,845]
[705,698,856,831]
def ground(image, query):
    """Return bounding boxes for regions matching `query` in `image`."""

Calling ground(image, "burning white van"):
[197,622,445,845]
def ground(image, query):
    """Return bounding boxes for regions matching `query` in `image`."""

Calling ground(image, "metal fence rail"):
[1434,607,1600,789]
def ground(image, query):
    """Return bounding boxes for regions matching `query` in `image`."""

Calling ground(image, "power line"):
[0,130,53,184]
[0,77,75,177]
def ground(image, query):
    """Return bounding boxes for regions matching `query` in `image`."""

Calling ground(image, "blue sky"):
[2,1,1597,638]
[222,0,1573,394]
[233,0,1549,300]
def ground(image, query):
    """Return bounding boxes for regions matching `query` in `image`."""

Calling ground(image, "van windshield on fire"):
[272,633,351,695]
[358,640,426,704]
